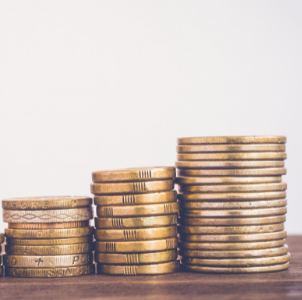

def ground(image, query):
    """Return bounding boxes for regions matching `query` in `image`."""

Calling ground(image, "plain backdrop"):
[0,1,301,233]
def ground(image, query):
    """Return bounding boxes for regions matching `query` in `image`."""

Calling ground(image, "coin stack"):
[2,196,94,278]
[91,167,180,275]
[176,136,290,273]
[0,233,3,276]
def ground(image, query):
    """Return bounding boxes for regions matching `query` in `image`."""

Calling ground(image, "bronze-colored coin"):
[95,214,178,229]
[180,231,287,242]
[5,243,93,255]
[5,227,93,239]
[95,250,177,264]
[5,265,95,278]
[92,167,175,183]
[2,196,92,210]
[177,136,286,145]
[94,225,177,241]
[91,180,174,195]
[3,207,93,223]
[0,266,3,276]
[0,233,4,244]
[95,237,177,253]
[8,221,89,229]
[97,261,179,275]
[97,202,179,217]
[178,183,287,193]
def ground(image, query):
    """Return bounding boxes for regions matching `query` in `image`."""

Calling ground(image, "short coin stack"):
[2,196,94,278]
[91,167,180,275]
[0,233,3,276]
[176,136,290,273]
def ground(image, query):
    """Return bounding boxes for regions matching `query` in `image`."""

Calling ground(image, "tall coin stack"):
[176,136,290,273]
[0,233,3,276]
[2,196,94,278]
[91,167,180,275]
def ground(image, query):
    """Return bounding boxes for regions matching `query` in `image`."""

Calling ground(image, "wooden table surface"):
[0,235,301,300]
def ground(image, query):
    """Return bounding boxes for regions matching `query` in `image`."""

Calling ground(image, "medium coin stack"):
[176,136,290,273]
[2,196,95,278]
[91,167,180,275]
[0,233,3,276]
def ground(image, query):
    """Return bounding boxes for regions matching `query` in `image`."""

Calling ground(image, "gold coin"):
[91,180,174,195]
[5,227,93,239]
[97,202,179,217]
[0,233,4,244]
[5,264,95,278]
[178,183,287,193]
[0,266,3,276]
[5,243,93,255]
[94,225,177,241]
[92,167,175,183]
[95,250,177,264]
[180,215,286,226]
[6,236,93,245]
[95,214,178,229]
[8,221,89,229]
[2,196,92,210]
[177,136,286,145]
[180,231,287,242]
[3,253,93,268]
[181,262,289,273]
[97,261,179,275]
[180,223,285,235]
[95,237,177,253]
[3,207,93,223]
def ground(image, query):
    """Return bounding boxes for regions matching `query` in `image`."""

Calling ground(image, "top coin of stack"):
[176,136,290,273]
[2,196,95,278]
[91,167,180,275]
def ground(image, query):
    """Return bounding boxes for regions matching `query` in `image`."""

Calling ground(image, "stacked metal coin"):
[2,196,94,277]
[91,167,180,275]
[0,233,3,276]
[176,136,290,273]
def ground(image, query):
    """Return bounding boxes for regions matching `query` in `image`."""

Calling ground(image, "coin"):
[95,250,177,264]
[6,236,93,245]
[95,214,178,229]
[5,243,93,255]
[0,233,4,244]
[96,202,179,217]
[97,261,179,275]
[91,180,174,195]
[5,227,93,239]
[94,225,177,241]
[95,237,177,252]
[8,221,89,229]
[2,196,92,210]
[3,207,93,223]
[92,167,175,183]
[5,265,95,278]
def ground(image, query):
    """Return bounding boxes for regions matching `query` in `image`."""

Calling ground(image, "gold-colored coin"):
[6,236,93,245]
[97,202,179,217]
[5,243,93,255]
[91,180,174,195]
[95,214,178,229]
[92,167,175,183]
[2,196,92,210]
[0,266,3,276]
[97,261,179,275]
[94,225,177,241]
[8,221,89,229]
[0,233,4,244]
[3,253,93,268]
[5,264,95,278]
[178,183,287,193]
[180,231,287,242]
[95,237,177,253]
[95,250,177,264]
[5,227,93,239]
[3,207,93,223]
[177,136,286,145]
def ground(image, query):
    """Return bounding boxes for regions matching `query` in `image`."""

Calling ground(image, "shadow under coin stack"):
[2,196,94,278]
[176,136,290,273]
[91,167,180,275]
[0,233,3,276]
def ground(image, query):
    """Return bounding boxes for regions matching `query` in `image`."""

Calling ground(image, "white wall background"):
[0,1,301,233]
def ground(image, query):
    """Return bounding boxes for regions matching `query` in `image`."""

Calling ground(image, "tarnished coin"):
[95,214,178,229]
[92,167,175,183]
[97,261,179,275]
[2,196,92,210]
[91,180,174,195]
[8,221,89,229]
[0,233,4,244]
[95,250,177,264]
[95,237,177,253]
[94,226,177,241]
[97,202,179,217]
